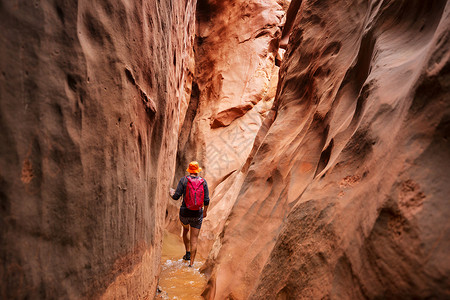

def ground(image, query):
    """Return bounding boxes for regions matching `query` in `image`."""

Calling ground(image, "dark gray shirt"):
[171,175,210,217]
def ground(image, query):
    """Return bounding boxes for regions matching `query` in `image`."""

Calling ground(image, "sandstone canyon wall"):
[0,1,195,298]
[1,0,449,299]
[201,0,450,299]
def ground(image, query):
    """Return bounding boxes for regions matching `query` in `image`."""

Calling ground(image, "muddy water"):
[156,231,207,299]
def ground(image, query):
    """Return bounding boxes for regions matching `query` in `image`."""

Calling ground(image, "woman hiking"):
[169,161,210,267]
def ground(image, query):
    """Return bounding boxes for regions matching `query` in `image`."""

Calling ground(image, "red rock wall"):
[0,0,195,298]
[202,0,450,299]
[2,0,449,299]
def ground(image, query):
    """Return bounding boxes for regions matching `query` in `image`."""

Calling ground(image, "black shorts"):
[179,213,203,229]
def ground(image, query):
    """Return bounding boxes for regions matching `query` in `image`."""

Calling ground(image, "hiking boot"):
[183,252,191,261]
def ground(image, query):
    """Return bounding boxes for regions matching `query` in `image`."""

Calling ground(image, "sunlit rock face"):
[202,0,450,299]
[165,0,289,252]
[0,1,195,298]
[176,0,287,188]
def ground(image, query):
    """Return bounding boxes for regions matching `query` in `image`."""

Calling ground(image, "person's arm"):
[203,180,210,218]
[170,177,186,200]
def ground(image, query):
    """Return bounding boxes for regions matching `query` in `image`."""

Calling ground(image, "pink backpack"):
[185,176,205,210]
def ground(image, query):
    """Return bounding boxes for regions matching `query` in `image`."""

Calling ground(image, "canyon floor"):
[156,231,207,299]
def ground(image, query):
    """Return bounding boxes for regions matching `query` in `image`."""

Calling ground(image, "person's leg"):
[189,226,200,266]
[182,223,190,253]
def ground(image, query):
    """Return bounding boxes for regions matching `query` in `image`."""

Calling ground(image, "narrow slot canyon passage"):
[1,0,449,299]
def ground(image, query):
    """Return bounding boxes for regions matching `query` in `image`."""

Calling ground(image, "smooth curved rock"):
[174,0,286,187]
[2,0,449,299]
[0,1,195,298]
[202,0,450,299]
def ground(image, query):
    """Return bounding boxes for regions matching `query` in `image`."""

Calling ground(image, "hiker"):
[169,161,210,267]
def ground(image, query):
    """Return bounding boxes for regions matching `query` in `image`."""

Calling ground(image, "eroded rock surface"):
[0,1,195,298]
[202,0,450,299]
[177,0,287,185]
[2,0,449,299]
